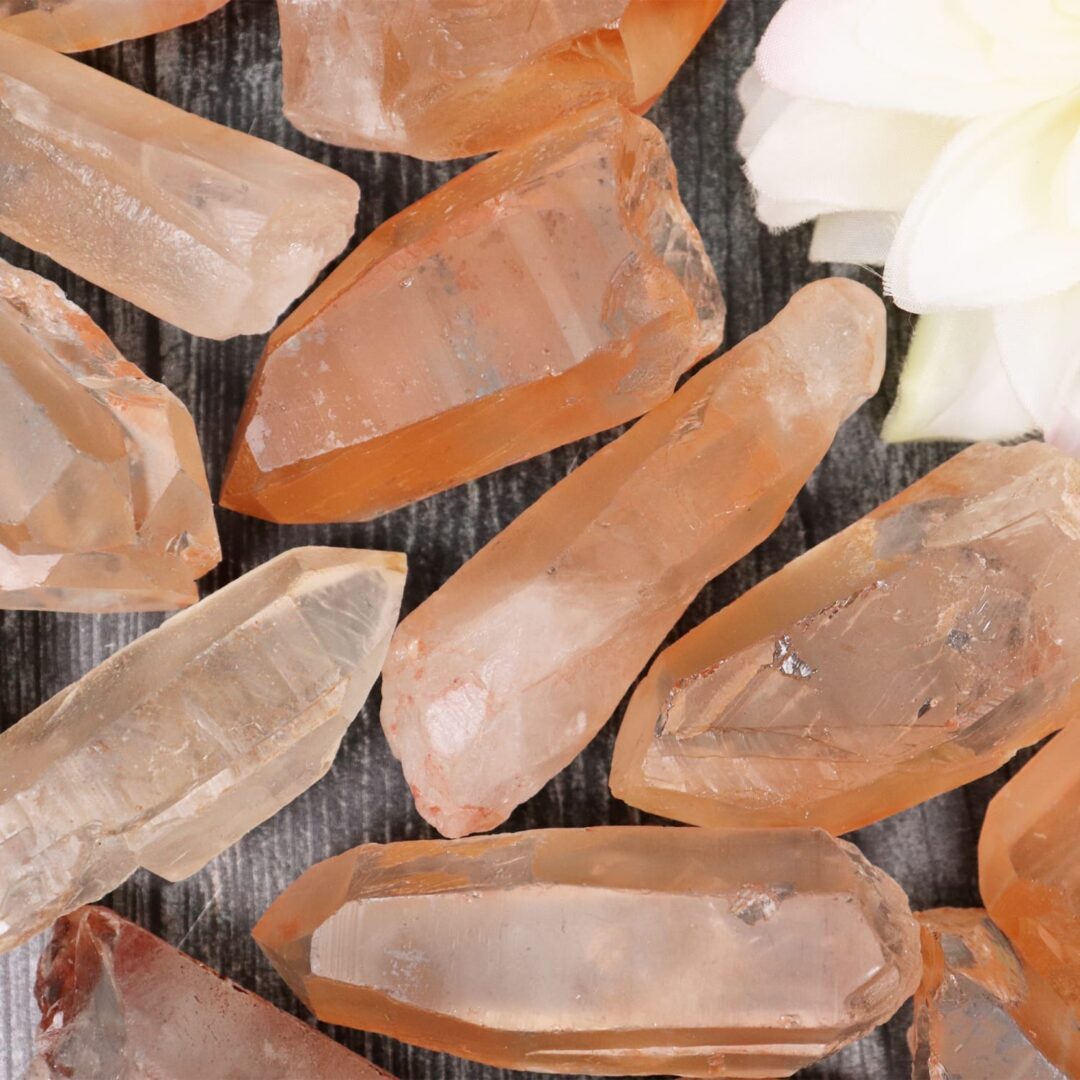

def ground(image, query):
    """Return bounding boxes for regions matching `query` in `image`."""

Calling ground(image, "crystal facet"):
[277,0,725,160]
[0,31,359,339]
[0,0,230,52]
[611,441,1080,833]
[380,279,884,837]
[0,547,406,954]
[0,257,220,611]
[910,909,1078,1079]
[222,102,724,524]
[980,719,1080,1018]
[30,906,392,1079]
[254,826,919,1078]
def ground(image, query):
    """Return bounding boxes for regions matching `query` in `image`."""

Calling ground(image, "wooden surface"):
[0,2,1034,1077]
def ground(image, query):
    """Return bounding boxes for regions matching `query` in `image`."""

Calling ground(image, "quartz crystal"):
[0,0,229,52]
[0,31,359,339]
[277,0,725,160]
[0,546,406,954]
[0,257,220,612]
[981,719,1080,1017]
[221,102,724,524]
[381,279,884,837]
[29,906,391,1079]
[910,909,1078,1079]
[611,442,1080,834]
[254,826,919,1078]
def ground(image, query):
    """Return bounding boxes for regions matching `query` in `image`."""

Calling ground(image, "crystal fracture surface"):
[0,31,359,339]
[611,442,1080,834]
[981,719,1080,1018]
[277,0,724,160]
[255,827,919,1078]
[381,280,884,837]
[0,0,229,51]
[0,258,219,611]
[222,102,724,523]
[909,909,1077,1080]
[30,907,391,1079]
[0,547,406,954]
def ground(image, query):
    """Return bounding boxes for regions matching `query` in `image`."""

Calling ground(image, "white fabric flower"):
[738,0,1080,448]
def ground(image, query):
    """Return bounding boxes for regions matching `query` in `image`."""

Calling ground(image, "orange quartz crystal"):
[254,827,919,1078]
[277,0,725,160]
[222,101,724,524]
[0,0,229,52]
[610,441,1080,834]
[980,720,1080,1019]
[380,280,884,838]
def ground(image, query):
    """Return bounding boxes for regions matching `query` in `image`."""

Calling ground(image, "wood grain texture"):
[0,3,1037,1077]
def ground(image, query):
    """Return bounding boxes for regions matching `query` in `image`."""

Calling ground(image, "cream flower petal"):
[735,67,792,159]
[810,212,896,265]
[885,93,1080,312]
[960,0,1080,86]
[882,311,1036,443]
[757,0,1078,118]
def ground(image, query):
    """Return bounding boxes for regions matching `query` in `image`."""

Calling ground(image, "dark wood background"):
[0,2,1029,1077]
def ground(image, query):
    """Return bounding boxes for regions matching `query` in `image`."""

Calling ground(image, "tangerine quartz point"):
[0,0,230,52]
[610,441,1080,834]
[380,279,885,838]
[980,719,1080,1019]
[221,101,725,524]
[0,30,359,339]
[276,0,725,160]
[254,827,920,1078]
[0,257,220,611]
[0,547,406,955]
[31,907,392,1079]
[910,909,1078,1078]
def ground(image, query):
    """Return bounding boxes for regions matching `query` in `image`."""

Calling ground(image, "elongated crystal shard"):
[910,909,1077,1079]
[30,907,391,1079]
[980,720,1080,1018]
[0,547,406,954]
[0,31,359,339]
[277,0,725,160]
[611,442,1080,833]
[221,102,724,524]
[0,0,229,52]
[380,279,884,838]
[254,827,919,1078]
[0,258,220,611]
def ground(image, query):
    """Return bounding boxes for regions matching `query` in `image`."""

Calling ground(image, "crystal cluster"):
[381,279,885,838]
[611,441,1080,833]
[277,0,725,159]
[0,31,359,339]
[0,257,220,611]
[30,906,391,1079]
[222,101,724,523]
[0,547,405,954]
[255,826,919,1078]
[0,0,229,51]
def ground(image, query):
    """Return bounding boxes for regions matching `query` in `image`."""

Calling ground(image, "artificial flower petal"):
[757,0,1078,119]
[735,67,791,159]
[882,311,1036,443]
[810,212,896,265]
[959,0,1080,86]
[885,92,1080,312]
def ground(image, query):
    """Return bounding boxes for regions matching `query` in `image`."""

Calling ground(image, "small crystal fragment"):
[910,909,1078,1079]
[0,546,406,954]
[277,0,725,160]
[222,102,724,523]
[980,718,1080,1018]
[0,257,220,611]
[254,826,919,1078]
[30,906,392,1079]
[0,0,229,52]
[610,441,1080,833]
[381,279,884,837]
[0,31,359,339]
